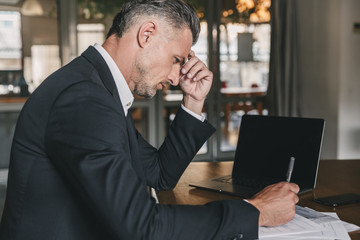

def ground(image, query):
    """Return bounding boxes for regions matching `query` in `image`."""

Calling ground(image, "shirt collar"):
[93,43,134,116]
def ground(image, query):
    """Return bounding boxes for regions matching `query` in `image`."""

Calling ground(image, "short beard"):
[132,59,157,99]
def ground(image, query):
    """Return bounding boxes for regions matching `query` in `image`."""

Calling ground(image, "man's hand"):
[247,182,300,227]
[179,50,213,115]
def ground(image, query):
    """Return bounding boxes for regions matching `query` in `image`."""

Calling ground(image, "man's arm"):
[178,50,300,228]
[137,106,215,190]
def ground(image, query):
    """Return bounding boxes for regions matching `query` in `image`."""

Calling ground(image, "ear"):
[137,21,157,48]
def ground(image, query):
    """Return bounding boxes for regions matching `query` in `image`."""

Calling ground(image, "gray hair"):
[106,0,200,45]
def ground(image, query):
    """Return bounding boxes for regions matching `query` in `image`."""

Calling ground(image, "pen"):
[286,157,295,182]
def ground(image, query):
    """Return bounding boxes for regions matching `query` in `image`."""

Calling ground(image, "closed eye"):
[174,57,181,64]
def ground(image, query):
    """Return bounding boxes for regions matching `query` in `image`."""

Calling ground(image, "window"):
[0,11,23,96]
[217,0,271,156]
[0,11,22,71]
[30,45,61,89]
[219,23,270,152]
[77,23,105,55]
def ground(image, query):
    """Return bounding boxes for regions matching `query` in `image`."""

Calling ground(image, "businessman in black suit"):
[0,0,299,239]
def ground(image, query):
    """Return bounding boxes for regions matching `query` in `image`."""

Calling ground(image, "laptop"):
[190,115,325,198]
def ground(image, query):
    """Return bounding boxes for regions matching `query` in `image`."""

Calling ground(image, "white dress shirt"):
[93,43,134,116]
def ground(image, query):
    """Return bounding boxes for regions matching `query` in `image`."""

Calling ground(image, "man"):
[0,0,299,239]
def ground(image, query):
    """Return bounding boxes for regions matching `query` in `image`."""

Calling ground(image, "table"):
[0,97,27,112]
[157,160,360,239]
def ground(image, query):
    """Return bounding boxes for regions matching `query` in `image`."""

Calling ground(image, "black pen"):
[286,157,295,182]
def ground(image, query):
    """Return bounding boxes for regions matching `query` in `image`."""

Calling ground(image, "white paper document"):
[258,205,354,240]
[259,214,319,238]
[295,206,338,224]
[323,212,360,233]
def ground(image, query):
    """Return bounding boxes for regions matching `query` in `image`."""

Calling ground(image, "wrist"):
[182,95,205,115]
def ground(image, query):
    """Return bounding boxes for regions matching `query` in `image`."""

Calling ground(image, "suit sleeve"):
[44,81,259,240]
[136,107,216,190]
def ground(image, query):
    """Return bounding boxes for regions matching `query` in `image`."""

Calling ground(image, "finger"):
[276,181,299,193]
[185,62,205,81]
[188,50,195,58]
[294,194,299,204]
[266,181,286,191]
[190,69,212,82]
[179,74,186,82]
[181,50,195,71]
[288,183,300,193]
[181,55,200,75]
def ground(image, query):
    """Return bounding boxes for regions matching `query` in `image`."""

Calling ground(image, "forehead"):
[167,27,193,57]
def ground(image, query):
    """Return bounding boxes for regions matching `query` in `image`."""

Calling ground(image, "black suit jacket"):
[0,47,259,240]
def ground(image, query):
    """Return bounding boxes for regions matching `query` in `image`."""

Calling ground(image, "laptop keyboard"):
[213,175,233,183]
[213,175,274,189]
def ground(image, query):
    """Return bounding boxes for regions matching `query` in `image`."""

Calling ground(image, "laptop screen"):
[232,115,325,190]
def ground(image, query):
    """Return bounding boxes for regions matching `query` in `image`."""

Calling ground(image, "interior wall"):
[338,0,360,159]
[21,15,58,57]
[21,0,58,57]
[297,0,360,159]
[297,0,341,159]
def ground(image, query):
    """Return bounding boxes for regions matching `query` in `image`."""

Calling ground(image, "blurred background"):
[0,0,359,173]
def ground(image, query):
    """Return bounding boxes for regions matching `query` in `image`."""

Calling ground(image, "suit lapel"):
[81,46,124,115]
[81,47,146,182]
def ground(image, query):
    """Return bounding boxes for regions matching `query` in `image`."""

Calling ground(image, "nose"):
[167,65,181,86]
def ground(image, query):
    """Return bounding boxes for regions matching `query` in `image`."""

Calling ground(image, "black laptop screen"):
[232,115,325,189]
